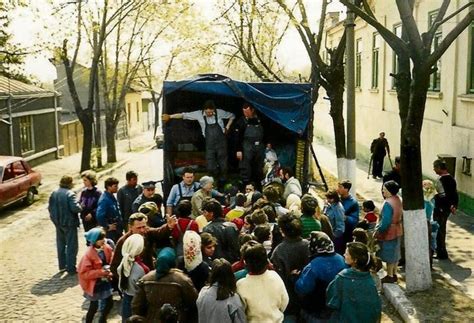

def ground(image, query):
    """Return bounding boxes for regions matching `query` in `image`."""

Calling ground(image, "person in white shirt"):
[162,100,235,177]
[236,243,289,323]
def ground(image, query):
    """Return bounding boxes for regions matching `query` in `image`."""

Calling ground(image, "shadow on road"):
[435,259,473,283]
[31,271,78,296]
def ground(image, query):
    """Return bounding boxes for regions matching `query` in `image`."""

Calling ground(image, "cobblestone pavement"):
[0,141,162,322]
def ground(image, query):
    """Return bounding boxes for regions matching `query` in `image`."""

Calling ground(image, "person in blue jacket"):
[294,231,346,322]
[337,180,360,251]
[97,177,123,242]
[326,242,381,323]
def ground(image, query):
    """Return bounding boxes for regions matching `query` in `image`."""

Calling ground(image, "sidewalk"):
[313,141,474,310]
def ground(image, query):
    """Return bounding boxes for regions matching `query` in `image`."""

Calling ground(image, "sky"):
[8,0,346,84]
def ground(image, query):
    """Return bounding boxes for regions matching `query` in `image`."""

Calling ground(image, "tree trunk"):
[80,115,94,172]
[402,69,432,292]
[329,87,347,178]
[106,118,117,163]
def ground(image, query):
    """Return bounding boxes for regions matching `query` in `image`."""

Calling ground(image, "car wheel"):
[24,187,35,205]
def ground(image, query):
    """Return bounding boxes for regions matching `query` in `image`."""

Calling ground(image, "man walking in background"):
[370,132,390,179]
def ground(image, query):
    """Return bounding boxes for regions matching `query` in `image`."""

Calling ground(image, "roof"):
[163,74,313,134]
[0,155,24,166]
[0,76,54,98]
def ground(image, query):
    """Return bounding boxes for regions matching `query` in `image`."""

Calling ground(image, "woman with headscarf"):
[117,234,149,322]
[132,247,199,322]
[182,231,211,291]
[78,227,114,323]
[375,180,403,284]
[293,231,346,322]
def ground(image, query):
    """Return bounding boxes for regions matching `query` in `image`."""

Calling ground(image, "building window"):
[127,103,131,125]
[356,38,362,88]
[469,23,474,93]
[392,24,402,89]
[372,33,380,89]
[428,10,442,92]
[19,116,34,154]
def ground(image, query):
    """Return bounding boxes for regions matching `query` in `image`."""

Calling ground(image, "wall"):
[315,0,474,211]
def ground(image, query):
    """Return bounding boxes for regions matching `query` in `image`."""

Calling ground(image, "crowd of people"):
[47,141,458,322]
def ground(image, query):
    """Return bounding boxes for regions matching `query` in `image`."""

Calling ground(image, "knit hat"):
[183,231,203,272]
[383,180,400,196]
[84,227,102,245]
[156,247,176,280]
[309,231,335,256]
[117,234,144,282]
[199,176,214,188]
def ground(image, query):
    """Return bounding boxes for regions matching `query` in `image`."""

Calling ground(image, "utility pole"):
[345,0,356,192]
[93,22,102,168]
[7,93,14,155]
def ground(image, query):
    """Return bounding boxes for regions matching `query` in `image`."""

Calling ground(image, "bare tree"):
[58,0,137,172]
[340,0,473,291]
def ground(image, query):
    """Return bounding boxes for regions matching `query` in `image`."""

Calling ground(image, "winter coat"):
[326,268,381,323]
[132,269,198,323]
[78,244,113,297]
[48,187,82,227]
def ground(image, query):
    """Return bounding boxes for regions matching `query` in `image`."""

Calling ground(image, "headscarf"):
[84,227,102,245]
[183,231,203,272]
[422,179,437,201]
[309,231,335,256]
[117,234,144,281]
[286,193,302,217]
[155,247,177,280]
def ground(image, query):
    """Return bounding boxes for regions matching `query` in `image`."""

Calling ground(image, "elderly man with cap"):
[132,181,163,223]
[162,100,235,177]
[191,175,224,218]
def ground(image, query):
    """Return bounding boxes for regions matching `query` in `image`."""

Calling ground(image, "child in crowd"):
[197,258,247,323]
[78,228,114,323]
[237,243,289,322]
[200,232,217,268]
[117,234,148,323]
[326,242,382,322]
[361,200,378,232]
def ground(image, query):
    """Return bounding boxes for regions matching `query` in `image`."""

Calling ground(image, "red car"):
[0,156,42,209]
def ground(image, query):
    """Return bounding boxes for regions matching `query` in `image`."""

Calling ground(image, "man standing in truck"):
[234,103,265,188]
[162,100,235,178]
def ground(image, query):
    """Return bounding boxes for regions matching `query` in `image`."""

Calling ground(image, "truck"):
[161,74,324,198]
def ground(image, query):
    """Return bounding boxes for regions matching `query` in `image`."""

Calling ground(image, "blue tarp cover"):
[163,74,313,134]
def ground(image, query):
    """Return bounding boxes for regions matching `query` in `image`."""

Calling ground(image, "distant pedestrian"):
[433,159,458,259]
[326,242,381,322]
[48,175,82,274]
[79,170,102,232]
[197,258,247,323]
[370,132,390,179]
[117,171,142,231]
[375,180,403,284]
[96,177,123,242]
[78,228,114,323]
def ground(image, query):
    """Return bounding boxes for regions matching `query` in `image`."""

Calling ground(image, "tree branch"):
[396,0,423,63]
[423,0,450,48]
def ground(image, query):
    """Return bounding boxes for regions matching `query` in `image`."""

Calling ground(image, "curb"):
[383,283,419,322]
[433,267,474,301]
[0,144,156,245]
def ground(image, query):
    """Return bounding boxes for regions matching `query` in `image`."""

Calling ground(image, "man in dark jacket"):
[234,103,265,187]
[202,199,240,262]
[117,170,142,230]
[48,175,82,274]
[433,159,459,259]
[370,132,390,179]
